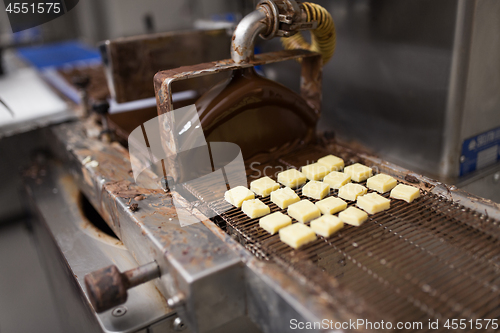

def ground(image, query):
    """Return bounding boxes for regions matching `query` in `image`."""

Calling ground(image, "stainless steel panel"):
[261,0,500,187]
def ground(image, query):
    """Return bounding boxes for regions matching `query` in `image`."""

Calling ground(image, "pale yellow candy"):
[366,174,398,193]
[241,199,270,219]
[317,155,344,172]
[339,206,368,226]
[287,199,321,223]
[277,169,307,188]
[250,176,280,197]
[259,212,292,235]
[279,223,317,249]
[356,192,390,214]
[270,187,300,209]
[302,180,330,200]
[315,197,347,215]
[343,163,373,182]
[301,163,330,181]
[390,184,420,203]
[310,215,344,237]
[338,183,367,201]
[323,171,351,189]
[224,186,255,208]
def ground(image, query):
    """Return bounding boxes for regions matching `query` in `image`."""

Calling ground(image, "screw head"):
[112,306,127,317]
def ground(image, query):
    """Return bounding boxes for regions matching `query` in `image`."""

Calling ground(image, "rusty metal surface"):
[100,29,232,103]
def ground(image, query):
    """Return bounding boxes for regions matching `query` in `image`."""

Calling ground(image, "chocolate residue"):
[104,180,162,198]
[405,174,420,184]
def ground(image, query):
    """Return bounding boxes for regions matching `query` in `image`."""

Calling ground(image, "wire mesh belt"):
[178,140,500,332]
[207,176,500,332]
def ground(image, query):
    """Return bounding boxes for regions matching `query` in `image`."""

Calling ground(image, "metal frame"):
[153,49,322,182]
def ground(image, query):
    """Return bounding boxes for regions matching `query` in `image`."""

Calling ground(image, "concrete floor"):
[0,222,63,333]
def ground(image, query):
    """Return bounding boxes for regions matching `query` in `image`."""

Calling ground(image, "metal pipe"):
[231,7,268,64]
[124,261,160,288]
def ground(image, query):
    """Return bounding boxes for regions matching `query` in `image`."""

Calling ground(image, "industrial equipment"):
[22,1,500,332]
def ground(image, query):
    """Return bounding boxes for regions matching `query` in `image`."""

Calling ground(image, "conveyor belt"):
[206,167,500,333]
[180,143,500,332]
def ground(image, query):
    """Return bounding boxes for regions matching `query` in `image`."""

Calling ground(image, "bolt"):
[460,155,466,163]
[129,203,139,212]
[167,293,185,308]
[112,306,127,317]
[173,317,186,331]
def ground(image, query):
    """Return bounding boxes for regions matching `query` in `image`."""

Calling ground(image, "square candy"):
[301,163,330,181]
[287,199,321,223]
[356,192,390,214]
[317,155,344,172]
[338,183,367,201]
[315,197,347,215]
[310,215,344,237]
[271,187,300,209]
[323,171,351,189]
[241,199,270,219]
[277,169,307,188]
[343,163,373,182]
[339,206,368,226]
[259,212,292,235]
[224,186,255,208]
[250,176,280,197]
[302,180,330,200]
[366,174,398,193]
[390,184,420,203]
[279,223,317,249]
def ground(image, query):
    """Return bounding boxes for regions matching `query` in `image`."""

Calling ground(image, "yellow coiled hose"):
[281,2,336,65]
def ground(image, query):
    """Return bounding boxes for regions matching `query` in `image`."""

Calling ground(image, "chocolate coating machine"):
[24,1,500,333]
